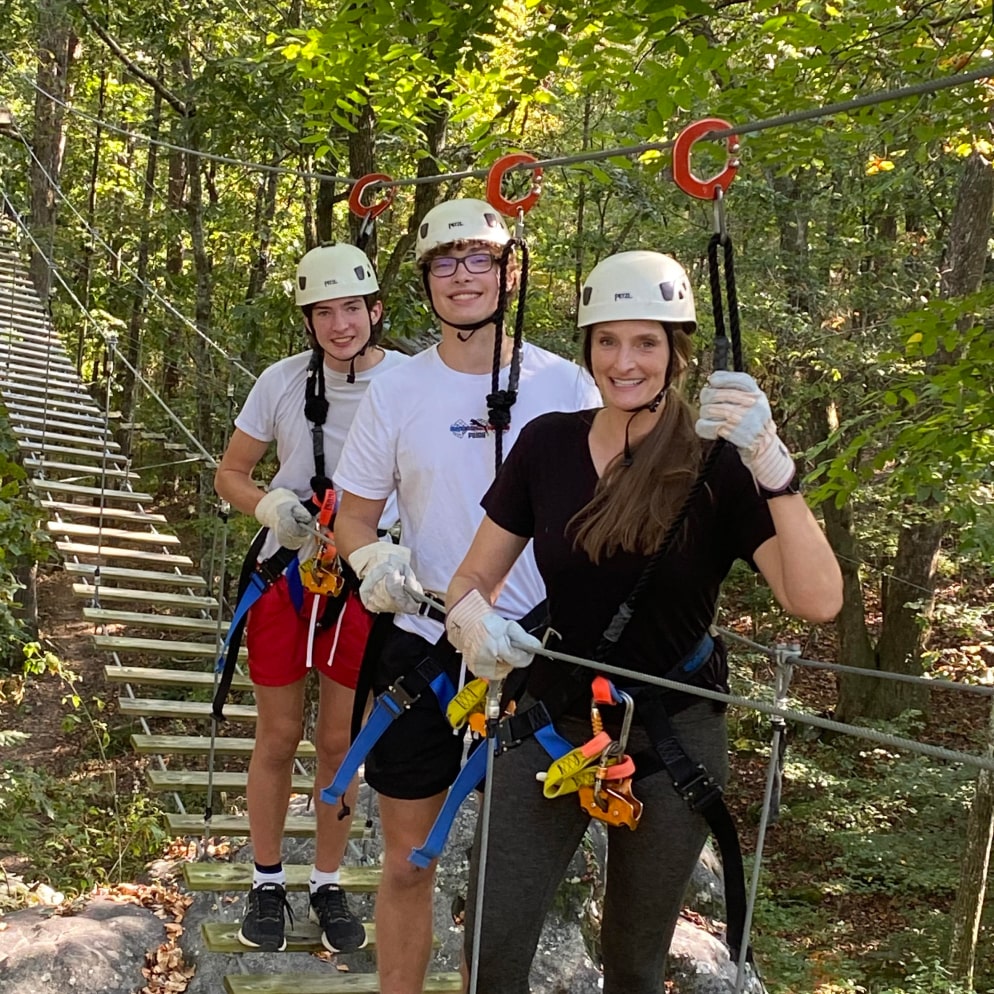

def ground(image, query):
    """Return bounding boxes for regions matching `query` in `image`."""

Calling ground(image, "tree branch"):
[74,2,190,118]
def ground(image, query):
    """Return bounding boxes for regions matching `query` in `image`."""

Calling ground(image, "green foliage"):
[0,428,52,666]
[746,712,990,993]
[0,763,167,896]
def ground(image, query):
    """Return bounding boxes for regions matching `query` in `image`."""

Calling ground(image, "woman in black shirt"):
[445,250,842,993]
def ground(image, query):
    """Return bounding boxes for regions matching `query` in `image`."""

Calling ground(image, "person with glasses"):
[445,250,842,993]
[330,198,602,993]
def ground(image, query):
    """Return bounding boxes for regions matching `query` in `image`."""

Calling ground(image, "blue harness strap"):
[321,658,456,807]
[409,741,489,868]
[409,702,574,869]
[211,545,300,721]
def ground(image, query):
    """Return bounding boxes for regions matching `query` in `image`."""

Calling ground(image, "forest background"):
[0,0,993,992]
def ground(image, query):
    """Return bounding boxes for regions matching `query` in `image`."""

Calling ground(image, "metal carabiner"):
[347,172,396,224]
[485,153,543,217]
[671,118,740,201]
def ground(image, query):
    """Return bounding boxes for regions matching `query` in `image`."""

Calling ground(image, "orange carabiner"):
[486,153,543,217]
[671,118,740,201]
[348,172,396,221]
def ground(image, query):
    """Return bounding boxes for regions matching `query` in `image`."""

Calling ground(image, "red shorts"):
[245,576,372,690]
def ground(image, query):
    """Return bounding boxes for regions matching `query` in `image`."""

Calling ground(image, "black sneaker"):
[237,882,293,951]
[308,883,367,953]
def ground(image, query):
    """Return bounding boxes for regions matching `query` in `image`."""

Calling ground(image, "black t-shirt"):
[482,409,776,706]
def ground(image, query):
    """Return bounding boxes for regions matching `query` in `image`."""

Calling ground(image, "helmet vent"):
[660,280,675,301]
[582,287,593,305]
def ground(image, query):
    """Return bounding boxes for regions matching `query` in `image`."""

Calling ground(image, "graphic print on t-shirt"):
[449,417,500,439]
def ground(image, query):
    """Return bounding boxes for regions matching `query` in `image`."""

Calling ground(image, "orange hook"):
[486,153,543,216]
[348,173,396,221]
[671,118,740,201]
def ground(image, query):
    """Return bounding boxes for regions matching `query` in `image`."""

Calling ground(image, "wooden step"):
[104,664,245,690]
[135,735,313,759]
[89,609,224,634]
[12,409,105,428]
[1,394,102,419]
[118,698,256,721]
[93,635,235,659]
[18,428,121,450]
[33,480,152,501]
[65,563,206,587]
[48,502,167,523]
[26,459,138,479]
[56,543,193,566]
[19,440,129,463]
[204,921,381,955]
[72,583,217,608]
[0,355,83,388]
[4,380,99,402]
[223,972,462,993]
[165,812,365,838]
[184,863,382,893]
[146,770,313,793]
[0,343,75,366]
[51,522,180,545]
[46,519,180,545]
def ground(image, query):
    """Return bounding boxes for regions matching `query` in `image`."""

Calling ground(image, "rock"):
[0,898,165,994]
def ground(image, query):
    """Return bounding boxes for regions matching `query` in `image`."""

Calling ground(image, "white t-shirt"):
[236,347,409,559]
[334,342,602,642]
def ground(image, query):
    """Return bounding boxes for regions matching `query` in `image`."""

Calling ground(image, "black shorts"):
[363,627,467,800]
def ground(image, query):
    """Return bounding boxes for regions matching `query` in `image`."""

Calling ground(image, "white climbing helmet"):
[577,250,696,331]
[415,198,511,264]
[295,244,379,307]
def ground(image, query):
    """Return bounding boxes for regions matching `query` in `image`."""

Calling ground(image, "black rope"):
[304,346,332,498]
[486,237,529,473]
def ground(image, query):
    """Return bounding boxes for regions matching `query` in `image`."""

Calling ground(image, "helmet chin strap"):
[620,344,675,468]
[304,311,374,384]
[621,388,667,467]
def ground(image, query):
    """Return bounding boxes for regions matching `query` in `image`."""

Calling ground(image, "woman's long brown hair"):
[569,327,700,563]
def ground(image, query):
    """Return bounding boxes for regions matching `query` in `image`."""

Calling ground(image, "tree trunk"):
[74,67,105,374]
[117,88,162,459]
[29,0,78,304]
[943,146,994,986]
[947,699,994,986]
[162,123,186,402]
[840,149,994,720]
[380,83,449,294]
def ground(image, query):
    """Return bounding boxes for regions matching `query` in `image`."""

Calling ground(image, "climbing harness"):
[213,338,353,719]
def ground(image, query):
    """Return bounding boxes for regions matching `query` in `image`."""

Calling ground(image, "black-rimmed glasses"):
[427,252,498,277]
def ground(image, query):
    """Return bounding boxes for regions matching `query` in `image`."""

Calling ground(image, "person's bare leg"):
[247,679,306,864]
[375,792,447,994]
[313,672,359,871]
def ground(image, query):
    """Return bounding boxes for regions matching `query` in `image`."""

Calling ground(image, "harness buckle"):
[380,680,420,718]
[677,765,724,812]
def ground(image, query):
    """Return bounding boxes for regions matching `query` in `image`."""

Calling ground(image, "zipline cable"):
[717,626,994,696]
[408,590,994,774]
[3,47,992,191]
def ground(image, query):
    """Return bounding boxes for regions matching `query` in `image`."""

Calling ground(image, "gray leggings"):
[465,703,729,994]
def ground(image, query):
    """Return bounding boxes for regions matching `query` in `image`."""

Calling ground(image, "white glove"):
[695,371,796,492]
[254,488,314,550]
[348,541,424,614]
[446,590,542,681]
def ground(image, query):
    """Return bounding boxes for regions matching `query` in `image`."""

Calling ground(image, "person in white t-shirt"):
[331,198,602,994]
[214,243,408,955]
